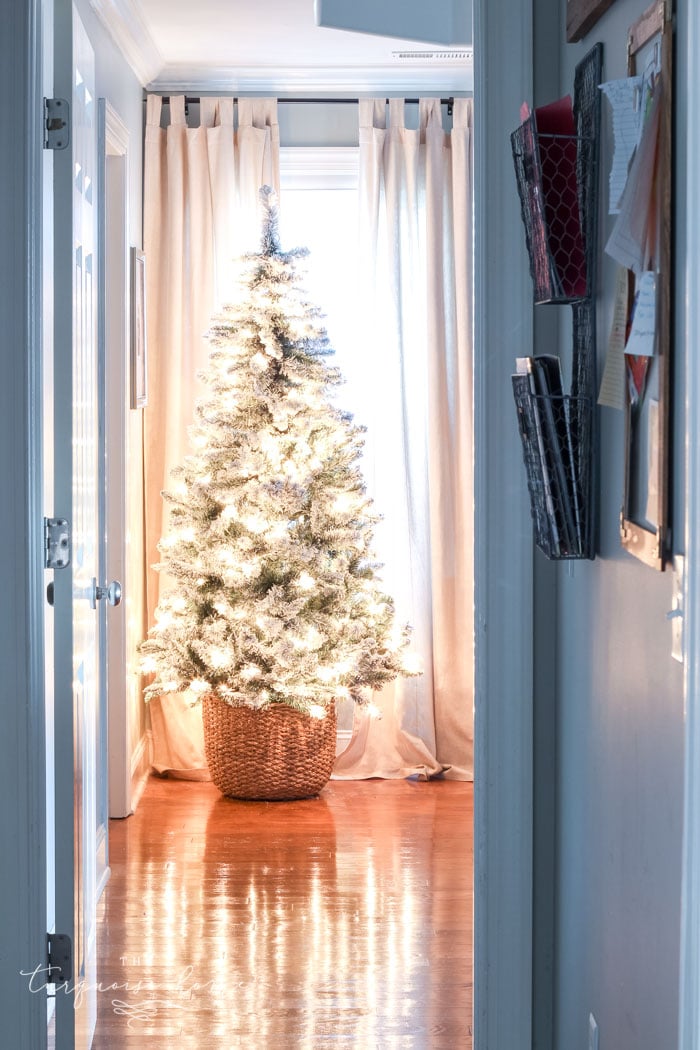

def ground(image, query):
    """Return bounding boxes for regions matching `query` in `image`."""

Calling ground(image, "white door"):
[52,5,108,1047]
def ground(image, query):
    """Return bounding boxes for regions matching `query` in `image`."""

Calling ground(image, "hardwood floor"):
[92,775,473,1049]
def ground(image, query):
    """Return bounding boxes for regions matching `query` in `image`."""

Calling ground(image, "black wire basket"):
[512,377,593,559]
[511,120,591,305]
[510,43,602,561]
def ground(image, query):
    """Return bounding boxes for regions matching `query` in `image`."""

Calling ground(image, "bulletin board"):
[617,0,673,570]
[567,0,618,43]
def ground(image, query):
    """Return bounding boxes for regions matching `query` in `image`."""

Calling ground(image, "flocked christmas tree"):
[141,187,418,721]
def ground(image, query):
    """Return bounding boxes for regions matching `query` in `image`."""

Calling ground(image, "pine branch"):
[259,185,281,256]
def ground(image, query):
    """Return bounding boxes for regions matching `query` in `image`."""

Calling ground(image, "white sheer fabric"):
[332,98,474,781]
[143,95,280,778]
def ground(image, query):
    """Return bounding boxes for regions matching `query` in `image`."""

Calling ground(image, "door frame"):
[472,0,535,1046]
[0,0,50,1045]
[99,99,131,820]
[679,0,700,1046]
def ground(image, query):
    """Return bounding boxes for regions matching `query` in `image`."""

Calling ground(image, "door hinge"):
[43,98,70,151]
[44,517,71,569]
[46,933,72,985]
[619,509,630,543]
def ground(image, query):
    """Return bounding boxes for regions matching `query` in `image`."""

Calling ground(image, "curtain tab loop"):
[419,98,443,131]
[452,98,473,129]
[169,95,187,126]
[359,99,386,130]
[218,98,234,127]
[145,95,162,127]
[200,98,218,128]
[388,98,405,129]
[238,98,278,130]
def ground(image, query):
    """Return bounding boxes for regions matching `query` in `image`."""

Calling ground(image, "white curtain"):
[143,95,280,778]
[332,97,474,781]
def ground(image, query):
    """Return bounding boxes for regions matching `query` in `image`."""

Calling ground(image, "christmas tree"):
[141,187,418,721]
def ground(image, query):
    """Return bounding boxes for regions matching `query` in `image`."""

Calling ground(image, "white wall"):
[548,1,686,1047]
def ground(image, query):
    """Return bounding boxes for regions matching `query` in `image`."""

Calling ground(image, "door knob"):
[91,578,122,609]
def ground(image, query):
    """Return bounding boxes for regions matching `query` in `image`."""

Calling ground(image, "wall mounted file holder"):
[511,43,602,560]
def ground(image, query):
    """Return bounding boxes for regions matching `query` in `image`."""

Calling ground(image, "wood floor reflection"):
[92,776,473,1049]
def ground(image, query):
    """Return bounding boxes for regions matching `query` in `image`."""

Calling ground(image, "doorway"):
[97,98,475,1045]
[2,1,542,1048]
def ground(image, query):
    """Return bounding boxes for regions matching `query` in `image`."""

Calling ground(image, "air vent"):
[391,49,472,62]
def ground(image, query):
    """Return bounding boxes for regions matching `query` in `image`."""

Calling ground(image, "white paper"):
[599,77,643,214]
[598,266,629,410]
[637,49,662,150]
[625,271,657,357]
[604,80,662,275]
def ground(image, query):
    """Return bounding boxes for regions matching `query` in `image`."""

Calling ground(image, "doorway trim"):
[679,0,700,1045]
[0,0,49,1045]
[473,0,535,1047]
[99,99,132,819]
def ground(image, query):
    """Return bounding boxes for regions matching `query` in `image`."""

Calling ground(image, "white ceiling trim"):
[279,146,359,190]
[90,0,163,86]
[148,61,473,94]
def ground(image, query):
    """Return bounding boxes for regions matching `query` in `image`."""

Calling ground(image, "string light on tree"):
[141,187,418,719]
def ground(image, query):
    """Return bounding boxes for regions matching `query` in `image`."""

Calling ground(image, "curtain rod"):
[149,95,456,115]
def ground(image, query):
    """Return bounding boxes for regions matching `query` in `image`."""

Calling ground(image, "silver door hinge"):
[47,933,72,985]
[619,509,630,543]
[44,517,71,569]
[44,98,70,151]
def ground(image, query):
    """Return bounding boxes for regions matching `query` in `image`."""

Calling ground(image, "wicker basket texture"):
[202,694,337,800]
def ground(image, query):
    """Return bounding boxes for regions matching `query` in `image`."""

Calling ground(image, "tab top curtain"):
[332,97,474,780]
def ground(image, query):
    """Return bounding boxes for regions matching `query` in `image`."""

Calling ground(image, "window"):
[279,148,368,425]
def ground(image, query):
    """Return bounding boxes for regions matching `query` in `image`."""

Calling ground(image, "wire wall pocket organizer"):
[511,44,602,561]
[511,120,589,305]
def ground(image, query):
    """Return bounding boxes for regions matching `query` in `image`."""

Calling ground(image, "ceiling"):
[91,0,473,93]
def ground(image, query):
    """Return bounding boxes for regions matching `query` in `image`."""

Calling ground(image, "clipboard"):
[619,0,673,570]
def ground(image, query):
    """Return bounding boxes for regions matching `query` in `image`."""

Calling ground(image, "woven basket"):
[202,694,337,801]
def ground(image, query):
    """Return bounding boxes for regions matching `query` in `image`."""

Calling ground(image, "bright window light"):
[279,149,368,428]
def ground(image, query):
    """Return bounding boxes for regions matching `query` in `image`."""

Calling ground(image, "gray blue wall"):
[545,1,686,1047]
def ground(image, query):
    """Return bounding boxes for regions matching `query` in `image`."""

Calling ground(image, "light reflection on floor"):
[93,777,472,1048]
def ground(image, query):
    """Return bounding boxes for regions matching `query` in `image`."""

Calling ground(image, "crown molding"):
[89,0,163,86]
[148,61,473,95]
[279,146,359,190]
